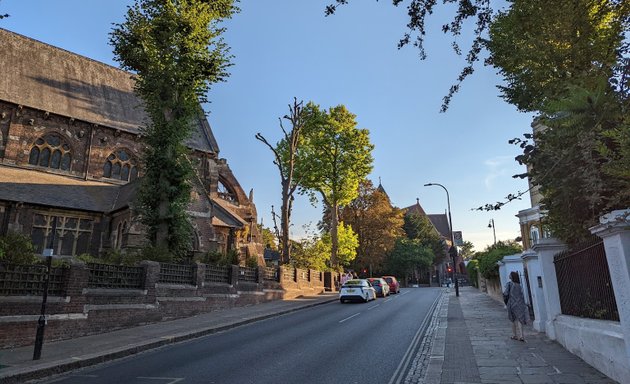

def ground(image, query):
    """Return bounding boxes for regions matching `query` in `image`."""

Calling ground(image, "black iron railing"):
[205,264,230,284]
[87,263,144,289]
[238,266,257,282]
[0,263,65,296]
[554,237,619,321]
[159,263,196,285]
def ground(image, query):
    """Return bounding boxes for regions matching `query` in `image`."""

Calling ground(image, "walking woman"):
[504,271,529,341]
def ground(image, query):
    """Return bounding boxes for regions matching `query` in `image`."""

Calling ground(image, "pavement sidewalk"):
[0,293,339,384]
[430,286,617,384]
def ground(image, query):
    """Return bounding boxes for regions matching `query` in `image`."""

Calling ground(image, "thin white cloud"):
[484,156,514,190]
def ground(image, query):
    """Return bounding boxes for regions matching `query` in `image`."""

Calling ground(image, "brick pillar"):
[62,261,89,313]
[591,209,630,362]
[140,261,160,303]
[230,265,240,288]
[257,266,264,284]
[194,262,205,288]
[532,238,566,340]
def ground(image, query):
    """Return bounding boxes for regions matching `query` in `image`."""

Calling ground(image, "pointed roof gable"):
[0,28,219,154]
[404,198,428,217]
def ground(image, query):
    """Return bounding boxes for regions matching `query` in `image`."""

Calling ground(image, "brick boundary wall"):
[0,262,339,349]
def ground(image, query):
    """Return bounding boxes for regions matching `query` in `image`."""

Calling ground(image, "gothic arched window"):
[28,134,72,171]
[218,179,238,204]
[103,149,138,182]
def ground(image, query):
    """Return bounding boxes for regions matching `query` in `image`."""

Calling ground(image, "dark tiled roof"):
[0,28,219,154]
[211,198,246,228]
[0,166,120,212]
[111,179,139,212]
[403,201,427,217]
[427,214,450,238]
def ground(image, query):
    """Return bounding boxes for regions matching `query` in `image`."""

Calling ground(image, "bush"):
[245,255,258,268]
[466,259,479,288]
[0,231,37,264]
[476,241,522,279]
[202,249,241,266]
[137,245,175,263]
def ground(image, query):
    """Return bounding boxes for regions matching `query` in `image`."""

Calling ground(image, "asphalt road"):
[40,288,442,384]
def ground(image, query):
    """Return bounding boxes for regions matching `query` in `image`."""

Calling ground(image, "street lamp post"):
[488,219,496,245]
[424,183,459,297]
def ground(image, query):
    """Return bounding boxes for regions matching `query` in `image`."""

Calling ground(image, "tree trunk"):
[156,174,170,249]
[280,179,291,264]
[330,202,339,269]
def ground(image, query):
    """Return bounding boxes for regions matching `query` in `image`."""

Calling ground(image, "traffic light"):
[447,266,452,273]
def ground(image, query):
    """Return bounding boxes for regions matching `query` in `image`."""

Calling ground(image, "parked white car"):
[339,279,377,303]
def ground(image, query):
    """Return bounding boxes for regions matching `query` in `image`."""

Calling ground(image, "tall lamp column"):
[488,219,496,245]
[424,183,459,297]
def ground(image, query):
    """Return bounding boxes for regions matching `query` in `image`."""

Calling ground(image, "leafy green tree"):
[256,99,308,263]
[466,258,480,288]
[291,223,359,271]
[476,241,522,279]
[403,213,445,265]
[291,235,328,271]
[260,226,278,250]
[385,238,434,283]
[0,232,37,265]
[487,0,627,112]
[299,103,374,268]
[515,84,630,244]
[110,0,237,259]
[458,240,475,261]
[340,179,404,274]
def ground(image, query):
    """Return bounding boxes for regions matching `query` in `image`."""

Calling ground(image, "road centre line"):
[339,312,361,323]
[367,304,380,310]
[137,377,184,384]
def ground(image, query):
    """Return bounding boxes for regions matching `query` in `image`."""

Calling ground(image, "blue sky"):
[2,0,534,252]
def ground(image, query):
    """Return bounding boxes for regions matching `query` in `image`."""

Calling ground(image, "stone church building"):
[0,28,263,262]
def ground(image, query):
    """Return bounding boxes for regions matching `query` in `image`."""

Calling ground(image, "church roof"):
[0,28,219,154]
[404,199,427,217]
[211,198,247,228]
[403,199,450,239]
[427,213,451,239]
[0,166,120,212]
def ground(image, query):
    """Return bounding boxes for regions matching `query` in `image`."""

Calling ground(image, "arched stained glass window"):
[28,134,72,171]
[103,149,139,182]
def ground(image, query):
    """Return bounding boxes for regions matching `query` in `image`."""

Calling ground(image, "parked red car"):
[382,276,400,294]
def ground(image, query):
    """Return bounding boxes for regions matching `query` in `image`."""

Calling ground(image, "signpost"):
[33,216,57,360]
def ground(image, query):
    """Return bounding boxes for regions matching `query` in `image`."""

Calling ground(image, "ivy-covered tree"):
[299,103,374,268]
[110,0,237,259]
[340,179,404,274]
